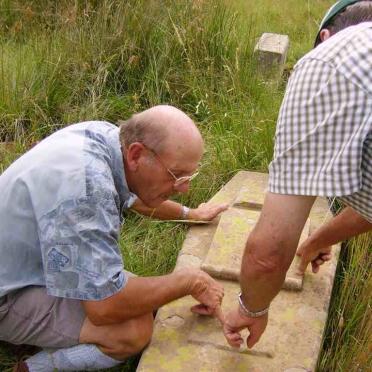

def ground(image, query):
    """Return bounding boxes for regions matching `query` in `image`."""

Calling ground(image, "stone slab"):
[201,201,309,291]
[233,184,266,210]
[201,207,259,280]
[137,171,340,371]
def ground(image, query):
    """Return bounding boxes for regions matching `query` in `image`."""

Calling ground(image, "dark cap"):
[314,0,362,46]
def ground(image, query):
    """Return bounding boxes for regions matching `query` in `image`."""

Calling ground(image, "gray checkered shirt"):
[269,22,372,222]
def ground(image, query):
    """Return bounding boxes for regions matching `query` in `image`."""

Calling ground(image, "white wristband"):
[181,205,190,219]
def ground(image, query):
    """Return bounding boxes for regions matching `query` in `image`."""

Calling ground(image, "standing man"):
[0,105,227,371]
[223,0,372,348]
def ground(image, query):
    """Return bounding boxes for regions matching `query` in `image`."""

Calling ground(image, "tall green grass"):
[0,0,370,371]
[318,233,372,371]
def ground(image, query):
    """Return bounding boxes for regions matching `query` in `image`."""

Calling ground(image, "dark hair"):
[316,1,372,46]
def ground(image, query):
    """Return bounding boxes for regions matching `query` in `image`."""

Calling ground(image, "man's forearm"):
[131,198,184,220]
[239,193,315,312]
[83,270,190,324]
[240,232,295,312]
[305,206,372,249]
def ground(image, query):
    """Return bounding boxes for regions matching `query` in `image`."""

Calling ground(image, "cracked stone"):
[161,315,185,328]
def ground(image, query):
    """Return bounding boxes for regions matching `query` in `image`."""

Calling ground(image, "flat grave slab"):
[137,171,340,371]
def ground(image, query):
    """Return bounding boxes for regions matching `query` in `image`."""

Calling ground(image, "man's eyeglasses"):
[144,145,199,187]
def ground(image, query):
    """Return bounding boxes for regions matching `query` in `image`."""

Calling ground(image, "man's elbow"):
[82,300,119,326]
[242,236,290,276]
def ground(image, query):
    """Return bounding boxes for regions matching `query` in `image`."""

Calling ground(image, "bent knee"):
[128,313,154,353]
[114,313,154,358]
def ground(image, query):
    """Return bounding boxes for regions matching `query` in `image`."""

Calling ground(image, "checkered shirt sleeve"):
[269,24,372,221]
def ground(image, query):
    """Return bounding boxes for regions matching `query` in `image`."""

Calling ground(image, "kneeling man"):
[0,105,226,371]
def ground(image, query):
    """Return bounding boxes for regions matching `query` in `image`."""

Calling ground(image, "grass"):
[318,233,372,371]
[0,0,370,371]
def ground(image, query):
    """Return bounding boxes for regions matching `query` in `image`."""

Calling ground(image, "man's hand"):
[188,202,228,221]
[296,207,372,275]
[296,239,332,274]
[187,269,225,324]
[223,308,268,349]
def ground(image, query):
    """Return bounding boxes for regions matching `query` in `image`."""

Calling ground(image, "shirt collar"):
[106,127,137,211]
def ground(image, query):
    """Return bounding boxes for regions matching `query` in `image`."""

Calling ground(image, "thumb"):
[246,329,261,349]
[217,203,229,213]
[296,243,305,257]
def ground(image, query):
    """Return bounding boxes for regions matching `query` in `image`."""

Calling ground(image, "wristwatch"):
[181,205,190,219]
[238,292,269,318]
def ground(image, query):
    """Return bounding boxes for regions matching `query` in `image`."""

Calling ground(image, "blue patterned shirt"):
[0,121,137,300]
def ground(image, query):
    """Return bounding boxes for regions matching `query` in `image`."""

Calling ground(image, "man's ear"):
[125,142,145,172]
[319,29,331,42]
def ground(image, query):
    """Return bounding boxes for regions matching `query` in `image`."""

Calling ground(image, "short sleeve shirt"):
[0,121,137,300]
[269,23,372,222]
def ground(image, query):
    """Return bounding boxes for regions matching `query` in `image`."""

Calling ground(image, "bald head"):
[119,105,203,157]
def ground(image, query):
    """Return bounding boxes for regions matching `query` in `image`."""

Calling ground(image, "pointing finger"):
[214,305,225,326]
[297,256,309,275]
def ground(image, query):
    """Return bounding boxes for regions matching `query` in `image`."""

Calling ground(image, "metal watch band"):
[181,205,190,219]
[238,292,269,318]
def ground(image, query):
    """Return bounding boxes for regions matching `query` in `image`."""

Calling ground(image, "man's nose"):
[173,181,190,194]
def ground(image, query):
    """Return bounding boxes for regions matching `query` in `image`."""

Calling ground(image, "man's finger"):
[246,329,261,349]
[311,261,320,273]
[296,245,304,257]
[211,205,228,218]
[225,331,243,348]
[297,255,309,275]
[217,203,229,211]
[190,304,213,315]
[214,305,225,326]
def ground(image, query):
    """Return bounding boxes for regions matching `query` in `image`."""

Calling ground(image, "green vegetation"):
[0,0,370,371]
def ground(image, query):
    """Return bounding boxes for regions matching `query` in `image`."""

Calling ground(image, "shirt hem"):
[46,271,128,301]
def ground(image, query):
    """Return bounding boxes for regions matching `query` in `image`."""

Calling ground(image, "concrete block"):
[254,33,289,77]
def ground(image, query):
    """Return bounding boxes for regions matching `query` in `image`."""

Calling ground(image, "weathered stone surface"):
[138,171,340,371]
[201,207,259,280]
[233,185,266,209]
[254,33,289,77]
[161,315,185,328]
[176,254,202,269]
[201,203,309,291]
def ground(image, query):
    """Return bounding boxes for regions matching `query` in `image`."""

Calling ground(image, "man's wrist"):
[173,268,196,297]
[238,292,269,318]
[181,268,208,297]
